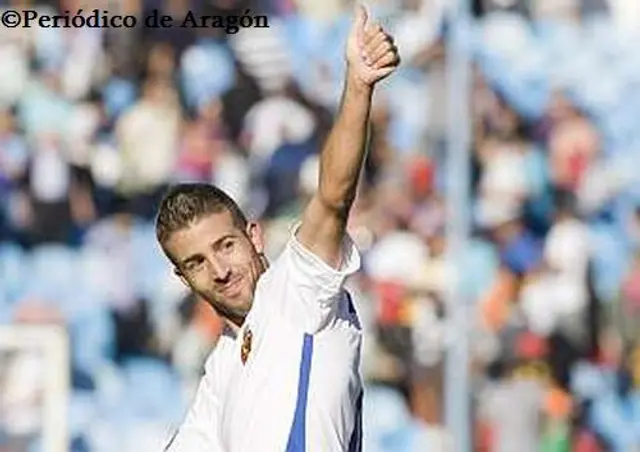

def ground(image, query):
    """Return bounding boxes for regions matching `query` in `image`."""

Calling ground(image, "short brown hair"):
[155,183,248,245]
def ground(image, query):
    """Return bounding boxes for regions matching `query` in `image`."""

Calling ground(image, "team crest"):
[240,328,253,365]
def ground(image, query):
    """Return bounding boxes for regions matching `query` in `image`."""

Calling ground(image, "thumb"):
[353,3,368,37]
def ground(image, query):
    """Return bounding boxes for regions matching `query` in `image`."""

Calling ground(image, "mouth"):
[221,277,243,296]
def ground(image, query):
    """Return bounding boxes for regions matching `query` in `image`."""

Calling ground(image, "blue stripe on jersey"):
[346,291,356,315]
[285,333,314,452]
[348,390,363,452]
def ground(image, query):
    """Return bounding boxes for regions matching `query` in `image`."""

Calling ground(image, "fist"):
[346,4,400,87]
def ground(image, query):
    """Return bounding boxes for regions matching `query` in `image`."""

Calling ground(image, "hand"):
[346,4,400,88]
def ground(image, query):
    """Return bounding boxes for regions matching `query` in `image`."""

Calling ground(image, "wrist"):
[345,69,374,97]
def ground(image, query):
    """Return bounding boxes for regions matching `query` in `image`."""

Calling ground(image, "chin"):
[225,291,253,315]
[236,296,253,316]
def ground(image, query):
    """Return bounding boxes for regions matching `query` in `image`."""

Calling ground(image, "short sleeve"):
[164,354,224,452]
[255,223,361,333]
[287,223,361,301]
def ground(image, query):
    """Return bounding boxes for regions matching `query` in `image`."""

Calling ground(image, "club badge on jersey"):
[241,328,253,365]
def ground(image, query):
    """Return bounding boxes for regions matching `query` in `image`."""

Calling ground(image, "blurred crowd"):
[2,0,640,450]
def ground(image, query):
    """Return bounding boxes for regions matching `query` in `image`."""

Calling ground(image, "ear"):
[245,221,265,255]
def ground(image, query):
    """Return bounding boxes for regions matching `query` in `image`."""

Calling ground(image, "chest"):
[217,314,362,450]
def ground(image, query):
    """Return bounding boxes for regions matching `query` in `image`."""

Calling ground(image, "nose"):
[209,256,231,282]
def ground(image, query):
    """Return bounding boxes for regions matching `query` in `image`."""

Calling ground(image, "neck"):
[209,302,246,336]
[225,315,245,335]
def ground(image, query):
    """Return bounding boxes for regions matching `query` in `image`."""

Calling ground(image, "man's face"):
[163,211,266,324]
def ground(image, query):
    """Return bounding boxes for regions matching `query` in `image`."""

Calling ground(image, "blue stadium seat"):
[462,239,499,301]
[67,389,99,440]
[0,242,27,306]
[68,305,117,382]
[26,245,78,308]
[119,357,187,424]
[363,384,444,451]
[363,384,413,451]
[589,223,632,303]
[180,39,236,111]
[73,247,114,310]
[102,77,138,120]
[130,222,173,302]
[570,361,615,402]
[589,390,640,451]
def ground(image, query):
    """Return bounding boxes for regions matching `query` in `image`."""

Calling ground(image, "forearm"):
[296,7,398,268]
[316,72,373,216]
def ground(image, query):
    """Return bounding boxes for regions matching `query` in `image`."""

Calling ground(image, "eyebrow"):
[180,254,203,267]
[180,233,237,267]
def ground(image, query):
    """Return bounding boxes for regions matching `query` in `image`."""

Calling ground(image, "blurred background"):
[1,0,640,450]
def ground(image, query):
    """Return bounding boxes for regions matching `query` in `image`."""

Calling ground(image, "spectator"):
[115,77,182,219]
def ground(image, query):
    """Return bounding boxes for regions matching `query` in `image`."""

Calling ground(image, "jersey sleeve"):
[164,355,225,452]
[258,222,361,333]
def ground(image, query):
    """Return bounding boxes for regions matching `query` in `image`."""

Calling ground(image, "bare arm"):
[297,5,400,268]
[297,78,371,268]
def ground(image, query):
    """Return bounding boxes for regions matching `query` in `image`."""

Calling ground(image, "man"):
[158,5,400,451]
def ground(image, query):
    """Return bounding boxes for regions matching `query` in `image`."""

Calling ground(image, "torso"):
[212,285,363,452]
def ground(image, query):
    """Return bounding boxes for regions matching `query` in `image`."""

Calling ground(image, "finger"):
[354,3,368,30]
[372,65,396,80]
[363,30,388,55]
[364,23,384,46]
[372,50,398,70]
[354,3,369,44]
[362,33,387,65]
[367,40,393,66]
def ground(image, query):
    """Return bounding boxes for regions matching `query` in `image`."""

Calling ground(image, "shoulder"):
[266,222,361,287]
[250,223,362,333]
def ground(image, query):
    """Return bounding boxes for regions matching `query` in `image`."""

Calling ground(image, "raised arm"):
[296,5,400,268]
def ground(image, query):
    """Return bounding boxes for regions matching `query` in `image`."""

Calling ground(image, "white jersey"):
[165,225,364,452]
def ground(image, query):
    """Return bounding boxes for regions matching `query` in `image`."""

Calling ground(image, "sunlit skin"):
[160,5,400,340]
[162,211,267,332]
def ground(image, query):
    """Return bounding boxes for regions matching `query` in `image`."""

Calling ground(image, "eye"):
[185,257,205,272]
[223,239,235,252]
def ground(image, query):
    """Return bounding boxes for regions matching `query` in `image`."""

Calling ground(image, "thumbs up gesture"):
[346,4,400,87]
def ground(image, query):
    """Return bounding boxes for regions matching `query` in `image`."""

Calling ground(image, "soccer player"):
[158,5,400,451]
